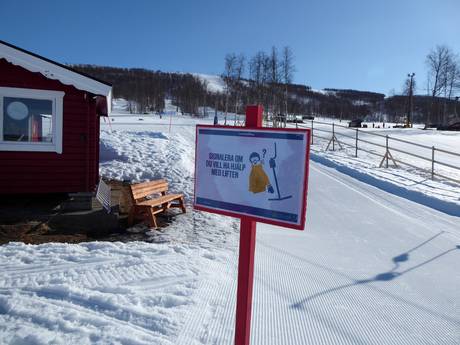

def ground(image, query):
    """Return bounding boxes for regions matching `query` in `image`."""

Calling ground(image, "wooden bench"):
[128,179,186,228]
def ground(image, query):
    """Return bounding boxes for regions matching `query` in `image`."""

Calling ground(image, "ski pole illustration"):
[268,142,292,201]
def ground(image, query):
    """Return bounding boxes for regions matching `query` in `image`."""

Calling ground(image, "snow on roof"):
[0,40,112,112]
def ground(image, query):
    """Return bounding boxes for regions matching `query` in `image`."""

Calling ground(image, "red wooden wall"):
[0,59,101,193]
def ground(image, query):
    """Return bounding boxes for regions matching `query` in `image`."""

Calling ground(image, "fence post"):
[385,135,389,168]
[431,146,435,179]
[311,120,314,145]
[332,123,335,151]
[355,129,358,158]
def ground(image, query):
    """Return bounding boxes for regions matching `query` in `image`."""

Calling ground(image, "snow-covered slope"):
[193,73,226,93]
[111,98,131,113]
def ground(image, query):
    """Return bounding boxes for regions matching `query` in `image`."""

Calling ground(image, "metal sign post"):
[194,105,310,345]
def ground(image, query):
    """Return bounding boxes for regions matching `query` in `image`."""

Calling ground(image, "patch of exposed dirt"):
[0,192,180,245]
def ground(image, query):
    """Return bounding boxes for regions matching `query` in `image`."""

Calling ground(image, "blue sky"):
[1,0,459,95]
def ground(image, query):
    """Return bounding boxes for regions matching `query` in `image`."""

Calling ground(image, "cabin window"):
[0,87,64,153]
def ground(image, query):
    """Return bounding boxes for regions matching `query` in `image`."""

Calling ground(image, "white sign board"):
[194,126,310,230]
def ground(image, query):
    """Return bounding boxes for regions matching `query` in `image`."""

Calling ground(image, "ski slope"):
[252,164,460,344]
[176,163,460,344]
[1,112,459,344]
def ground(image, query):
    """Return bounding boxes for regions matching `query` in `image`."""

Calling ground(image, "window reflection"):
[3,97,53,142]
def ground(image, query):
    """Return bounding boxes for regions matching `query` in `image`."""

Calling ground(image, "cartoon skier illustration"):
[248,152,274,194]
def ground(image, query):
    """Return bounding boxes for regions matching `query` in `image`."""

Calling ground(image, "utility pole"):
[406,73,415,128]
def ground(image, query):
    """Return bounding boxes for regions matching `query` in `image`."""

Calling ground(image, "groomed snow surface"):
[1,107,459,344]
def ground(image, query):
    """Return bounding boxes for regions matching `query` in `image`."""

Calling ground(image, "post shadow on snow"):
[291,231,459,309]
[389,231,445,271]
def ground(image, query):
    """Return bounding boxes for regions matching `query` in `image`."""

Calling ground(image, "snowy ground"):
[288,118,460,211]
[1,110,459,344]
[193,74,226,93]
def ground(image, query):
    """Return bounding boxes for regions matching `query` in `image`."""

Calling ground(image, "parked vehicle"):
[438,121,460,131]
[348,119,363,128]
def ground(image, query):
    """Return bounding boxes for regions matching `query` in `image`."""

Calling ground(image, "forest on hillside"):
[72,64,387,121]
[72,45,460,125]
[71,65,206,114]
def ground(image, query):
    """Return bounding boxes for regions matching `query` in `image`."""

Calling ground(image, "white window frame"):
[0,87,64,153]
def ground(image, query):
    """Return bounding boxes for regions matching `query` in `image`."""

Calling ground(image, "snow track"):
[175,162,460,344]
[246,163,460,344]
[0,242,207,344]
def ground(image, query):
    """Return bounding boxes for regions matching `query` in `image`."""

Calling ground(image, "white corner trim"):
[0,42,112,99]
[0,141,61,153]
[0,87,64,99]
[0,87,64,154]
[55,92,63,154]
[107,89,112,114]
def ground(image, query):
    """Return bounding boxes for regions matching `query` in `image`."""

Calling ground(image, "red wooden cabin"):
[0,40,112,194]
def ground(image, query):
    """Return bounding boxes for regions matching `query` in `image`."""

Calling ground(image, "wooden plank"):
[61,147,96,154]
[0,175,86,182]
[137,194,183,207]
[0,167,86,174]
[131,181,168,191]
[132,189,167,201]
[0,152,87,160]
[130,179,167,190]
[1,156,87,162]
[0,178,86,185]
[0,185,87,194]
[0,181,85,190]
[63,124,95,132]
[131,183,168,194]
[0,159,86,167]
[131,185,168,200]
[130,180,168,197]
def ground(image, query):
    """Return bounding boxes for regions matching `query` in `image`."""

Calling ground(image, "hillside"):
[72,64,458,124]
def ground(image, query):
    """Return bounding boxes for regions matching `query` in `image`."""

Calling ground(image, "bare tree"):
[448,58,460,97]
[269,46,282,126]
[281,46,295,127]
[233,54,245,124]
[222,53,237,125]
[426,45,452,124]
[249,51,267,104]
[261,53,272,110]
[202,79,208,117]
[446,55,460,121]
